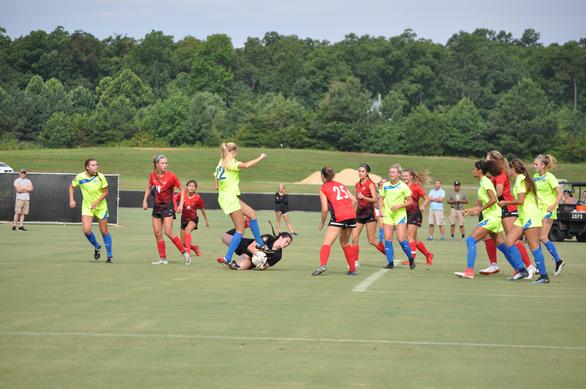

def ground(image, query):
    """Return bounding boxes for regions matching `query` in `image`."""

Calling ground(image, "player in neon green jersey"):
[378,164,415,270]
[498,158,549,284]
[68,159,113,263]
[533,154,565,275]
[455,160,528,280]
[214,142,268,269]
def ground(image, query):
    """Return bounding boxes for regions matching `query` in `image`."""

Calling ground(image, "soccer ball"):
[251,251,267,268]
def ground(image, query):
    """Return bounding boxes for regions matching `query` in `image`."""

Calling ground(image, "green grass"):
[2,147,585,193]
[1,208,585,388]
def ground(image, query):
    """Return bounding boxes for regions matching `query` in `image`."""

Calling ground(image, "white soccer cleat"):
[183,252,192,266]
[479,264,500,275]
[511,271,524,280]
[525,265,537,279]
[152,259,168,265]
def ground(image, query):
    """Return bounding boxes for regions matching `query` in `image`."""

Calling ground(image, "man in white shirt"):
[427,180,445,241]
[12,169,33,231]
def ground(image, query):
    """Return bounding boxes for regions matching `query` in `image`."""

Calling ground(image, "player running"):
[350,164,386,268]
[533,154,565,275]
[68,158,114,263]
[174,180,209,257]
[498,159,550,284]
[142,154,192,266]
[379,164,415,270]
[401,169,434,266]
[214,142,269,270]
[455,160,528,280]
[312,167,358,276]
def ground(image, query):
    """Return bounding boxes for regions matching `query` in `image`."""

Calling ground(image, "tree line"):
[0,26,585,161]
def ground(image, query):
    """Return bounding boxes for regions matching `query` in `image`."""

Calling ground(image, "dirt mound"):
[297,169,383,186]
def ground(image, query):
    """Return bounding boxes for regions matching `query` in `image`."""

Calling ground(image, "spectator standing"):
[12,168,33,231]
[427,180,446,240]
[448,181,468,239]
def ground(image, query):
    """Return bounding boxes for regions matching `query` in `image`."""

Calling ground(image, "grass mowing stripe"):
[2,331,585,351]
[365,290,586,299]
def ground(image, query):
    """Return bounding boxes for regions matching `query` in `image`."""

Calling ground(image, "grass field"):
[1,208,585,388]
[2,147,586,193]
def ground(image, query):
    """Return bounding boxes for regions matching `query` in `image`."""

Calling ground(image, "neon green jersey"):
[533,172,558,210]
[380,180,411,214]
[215,159,241,197]
[72,172,108,209]
[513,174,539,216]
[478,176,500,219]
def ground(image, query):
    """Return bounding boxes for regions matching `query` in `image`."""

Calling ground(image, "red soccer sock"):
[516,241,532,267]
[156,239,166,259]
[184,233,192,253]
[416,241,431,257]
[485,238,498,264]
[343,245,356,272]
[376,242,386,255]
[319,245,331,266]
[409,241,417,260]
[353,244,360,262]
[171,236,186,254]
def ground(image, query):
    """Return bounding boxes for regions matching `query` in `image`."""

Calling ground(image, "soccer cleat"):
[425,253,434,266]
[228,261,240,270]
[311,265,327,276]
[183,252,192,266]
[11,226,16,231]
[18,226,27,231]
[216,257,227,264]
[511,268,529,280]
[479,264,500,275]
[94,248,101,260]
[292,232,299,236]
[256,243,275,254]
[427,237,433,241]
[383,263,394,269]
[532,275,550,284]
[525,265,537,279]
[152,259,168,265]
[401,260,410,266]
[346,271,358,276]
[454,268,474,279]
[193,245,202,257]
[106,257,113,264]
[554,260,565,276]
[409,259,416,270]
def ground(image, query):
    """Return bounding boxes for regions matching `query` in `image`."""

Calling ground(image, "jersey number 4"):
[333,185,349,200]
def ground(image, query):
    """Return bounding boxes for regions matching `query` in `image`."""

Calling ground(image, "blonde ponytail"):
[220,142,237,168]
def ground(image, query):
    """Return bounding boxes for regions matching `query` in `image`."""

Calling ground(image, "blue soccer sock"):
[225,232,243,261]
[378,227,384,242]
[400,240,413,260]
[103,233,113,257]
[249,219,264,247]
[532,247,548,276]
[466,236,477,269]
[498,243,524,271]
[543,240,561,262]
[384,240,394,265]
[85,232,101,250]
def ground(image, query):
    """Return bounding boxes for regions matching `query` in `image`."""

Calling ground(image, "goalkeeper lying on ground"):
[218,226,293,270]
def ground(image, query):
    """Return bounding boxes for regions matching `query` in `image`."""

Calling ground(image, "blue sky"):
[1,0,584,46]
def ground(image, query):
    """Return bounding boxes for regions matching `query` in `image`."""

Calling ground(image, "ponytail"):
[220,142,237,169]
[404,168,430,185]
[535,154,557,171]
[510,158,537,202]
[321,166,336,182]
[152,153,166,171]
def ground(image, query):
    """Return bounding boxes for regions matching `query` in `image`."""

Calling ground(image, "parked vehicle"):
[0,162,14,173]
[550,181,586,242]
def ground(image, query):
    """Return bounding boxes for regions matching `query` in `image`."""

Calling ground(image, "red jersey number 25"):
[333,185,349,201]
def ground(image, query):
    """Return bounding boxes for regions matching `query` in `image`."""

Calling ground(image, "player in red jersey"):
[480,150,535,276]
[350,164,386,268]
[142,154,192,266]
[402,169,434,266]
[174,180,209,257]
[312,167,358,276]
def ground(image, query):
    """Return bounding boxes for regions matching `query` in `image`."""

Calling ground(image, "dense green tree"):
[403,105,447,155]
[443,98,488,156]
[128,30,174,97]
[190,34,235,100]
